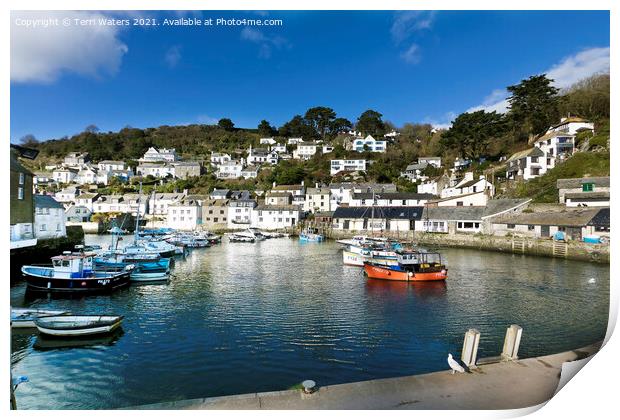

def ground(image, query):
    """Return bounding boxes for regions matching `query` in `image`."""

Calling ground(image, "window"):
[259,217,263,222]
[56,223,61,231]
[214,218,218,222]
[40,224,47,231]
[180,217,184,221]
[220,210,224,214]
[582,183,594,192]
[507,224,515,229]
[18,187,24,200]
[19,173,25,185]
[456,201,463,207]
[528,225,535,231]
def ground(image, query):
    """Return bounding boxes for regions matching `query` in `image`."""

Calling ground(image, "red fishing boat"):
[363,250,448,282]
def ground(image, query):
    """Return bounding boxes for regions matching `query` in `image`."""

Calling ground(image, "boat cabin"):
[396,251,443,268]
[51,252,95,279]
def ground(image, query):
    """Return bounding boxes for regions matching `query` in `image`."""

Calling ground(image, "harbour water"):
[10,235,609,409]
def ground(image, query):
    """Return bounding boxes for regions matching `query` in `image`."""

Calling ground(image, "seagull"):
[588,278,596,284]
[447,353,465,374]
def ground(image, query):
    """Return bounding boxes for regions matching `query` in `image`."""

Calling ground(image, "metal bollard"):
[501,325,523,361]
[461,329,480,368]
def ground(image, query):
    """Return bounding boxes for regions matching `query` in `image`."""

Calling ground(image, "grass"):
[504,151,610,203]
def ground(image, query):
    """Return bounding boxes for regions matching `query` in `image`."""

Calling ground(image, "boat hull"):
[363,263,447,282]
[34,315,123,337]
[11,309,69,328]
[22,270,131,293]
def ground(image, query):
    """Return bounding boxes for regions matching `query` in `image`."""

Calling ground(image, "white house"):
[210,152,231,166]
[136,162,176,179]
[400,162,429,182]
[418,174,450,195]
[33,172,53,186]
[148,192,187,216]
[304,187,332,213]
[74,193,100,211]
[331,206,423,232]
[349,192,435,207]
[418,157,442,168]
[506,148,550,181]
[241,165,260,179]
[547,116,594,135]
[140,147,178,162]
[251,205,303,230]
[54,186,81,204]
[75,166,100,185]
[328,182,397,210]
[351,135,387,153]
[287,137,304,145]
[227,198,257,229]
[270,143,287,153]
[330,159,367,176]
[167,199,202,231]
[52,168,78,184]
[247,146,279,165]
[259,137,277,145]
[322,144,334,154]
[557,177,610,207]
[34,195,66,239]
[93,194,147,216]
[428,190,489,207]
[532,131,576,162]
[453,157,471,172]
[63,152,90,167]
[441,172,494,198]
[216,160,244,179]
[293,143,319,160]
[98,160,126,172]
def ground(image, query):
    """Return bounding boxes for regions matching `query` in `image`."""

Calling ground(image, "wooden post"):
[502,325,523,361]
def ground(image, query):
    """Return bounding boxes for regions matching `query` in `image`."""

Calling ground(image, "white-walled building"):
[351,135,387,153]
[167,199,202,231]
[259,137,277,145]
[74,193,100,211]
[241,166,260,179]
[54,186,81,204]
[140,147,178,162]
[418,157,442,168]
[441,172,494,198]
[547,117,594,135]
[64,152,90,167]
[247,146,279,165]
[148,192,187,216]
[216,160,244,179]
[92,195,147,216]
[136,162,176,179]
[34,195,66,239]
[287,138,304,145]
[98,161,126,172]
[330,159,367,176]
[304,187,332,213]
[349,192,435,207]
[227,198,257,229]
[293,143,319,160]
[418,175,450,196]
[210,152,231,166]
[557,177,610,207]
[400,162,429,182]
[506,148,550,181]
[271,143,287,153]
[251,205,303,230]
[322,144,334,154]
[328,182,397,210]
[52,168,78,184]
[428,190,489,207]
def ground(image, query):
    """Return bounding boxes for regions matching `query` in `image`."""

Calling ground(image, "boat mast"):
[134,182,142,244]
[370,189,375,236]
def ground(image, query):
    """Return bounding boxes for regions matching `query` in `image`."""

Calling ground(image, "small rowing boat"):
[34,315,124,337]
[11,308,69,328]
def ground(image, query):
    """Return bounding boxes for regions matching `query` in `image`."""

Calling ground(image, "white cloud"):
[466,47,610,114]
[11,11,128,83]
[400,43,421,64]
[165,45,182,68]
[391,11,435,44]
[197,114,218,125]
[391,11,435,65]
[240,27,289,59]
[423,111,456,131]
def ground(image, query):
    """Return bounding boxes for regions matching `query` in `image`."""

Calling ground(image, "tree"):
[507,74,560,137]
[440,111,508,160]
[356,109,386,137]
[85,124,100,133]
[304,106,336,139]
[19,134,39,147]
[218,118,235,131]
[257,120,275,137]
[278,115,317,139]
[329,118,353,136]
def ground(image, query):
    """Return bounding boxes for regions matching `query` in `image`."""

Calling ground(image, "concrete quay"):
[130,343,600,410]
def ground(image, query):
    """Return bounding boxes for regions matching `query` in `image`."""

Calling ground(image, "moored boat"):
[364,250,448,282]
[11,308,70,328]
[34,315,124,337]
[21,252,131,293]
[342,248,399,267]
[299,228,324,242]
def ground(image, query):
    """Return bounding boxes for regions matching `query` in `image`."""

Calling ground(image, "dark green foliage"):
[559,74,610,122]
[507,74,560,136]
[356,109,386,137]
[218,118,235,131]
[440,111,508,160]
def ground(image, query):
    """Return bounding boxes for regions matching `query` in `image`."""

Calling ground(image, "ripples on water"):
[10,236,609,409]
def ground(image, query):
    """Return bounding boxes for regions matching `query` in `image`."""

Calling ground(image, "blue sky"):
[10,10,610,141]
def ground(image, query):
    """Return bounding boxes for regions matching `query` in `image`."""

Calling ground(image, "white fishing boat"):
[11,308,69,328]
[34,315,124,337]
[228,233,255,243]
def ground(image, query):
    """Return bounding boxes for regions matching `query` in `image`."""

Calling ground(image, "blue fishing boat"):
[299,228,324,242]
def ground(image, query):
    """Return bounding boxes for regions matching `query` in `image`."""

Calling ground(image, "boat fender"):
[408,272,414,277]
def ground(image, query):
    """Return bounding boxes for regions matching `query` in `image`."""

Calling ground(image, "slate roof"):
[34,194,64,209]
[272,184,304,191]
[556,177,610,189]
[482,199,532,218]
[405,162,428,171]
[422,206,486,221]
[489,208,600,227]
[255,204,302,211]
[507,147,545,162]
[565,192,610,200]
[333,206,424,220]
[587,208,610,227]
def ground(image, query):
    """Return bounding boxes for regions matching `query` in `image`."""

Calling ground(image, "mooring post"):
[501,324,523,361]
[461,328,480,368]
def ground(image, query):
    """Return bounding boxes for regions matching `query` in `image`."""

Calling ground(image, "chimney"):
[301,180,305,186]
[183,188,188,195]
[272,181,276,188]
[315,182,319,188]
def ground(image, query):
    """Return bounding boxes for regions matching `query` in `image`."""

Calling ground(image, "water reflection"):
[33,329,124,351]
